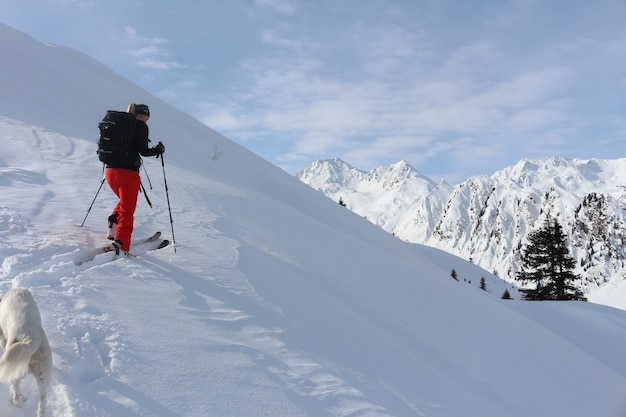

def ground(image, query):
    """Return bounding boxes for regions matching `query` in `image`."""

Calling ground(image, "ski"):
[119,231,162,249]
[75,232,167,265]
[156,239,170,250]
[137,231,162,245]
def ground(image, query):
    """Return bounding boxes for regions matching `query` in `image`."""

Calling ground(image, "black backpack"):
[97,110,136,165]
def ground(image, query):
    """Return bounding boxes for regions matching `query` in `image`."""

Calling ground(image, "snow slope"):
[1,22,626,417]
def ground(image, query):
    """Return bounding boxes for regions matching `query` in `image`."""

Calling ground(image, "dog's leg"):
[30,343,52,417]
[37,390,47,417]
[34,365,49,417]
[9,377,26,407]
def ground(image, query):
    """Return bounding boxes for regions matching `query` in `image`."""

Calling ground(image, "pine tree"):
[501,289,512,299]
[516,217,586,301]
[479,277,487,291]
[450,269,458,281]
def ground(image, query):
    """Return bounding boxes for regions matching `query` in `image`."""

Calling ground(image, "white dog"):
[0,288,52,417]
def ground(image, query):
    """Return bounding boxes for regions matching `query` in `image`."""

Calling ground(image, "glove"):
[154,141,165,157]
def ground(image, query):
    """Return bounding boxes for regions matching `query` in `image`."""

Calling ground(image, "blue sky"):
[3,0,626,184]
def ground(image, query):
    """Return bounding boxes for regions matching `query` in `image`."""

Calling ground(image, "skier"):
[105,103,165,255]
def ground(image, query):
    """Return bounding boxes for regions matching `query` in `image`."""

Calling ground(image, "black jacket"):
[106,120,161,171]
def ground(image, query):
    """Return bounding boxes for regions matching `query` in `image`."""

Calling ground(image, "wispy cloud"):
[5,0,626,183]
[260,29,321,53]
[205,36,577,177]
[196,0,626,181]
[55,0,96,9]
[124,26,183,71]
[361,26,427,77]
[253,0,298,15]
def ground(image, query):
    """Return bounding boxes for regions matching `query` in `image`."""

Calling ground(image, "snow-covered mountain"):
[297,157,626,309]
[2,22,626,417]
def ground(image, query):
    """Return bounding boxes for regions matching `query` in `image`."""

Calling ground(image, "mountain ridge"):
[297,157,626,309]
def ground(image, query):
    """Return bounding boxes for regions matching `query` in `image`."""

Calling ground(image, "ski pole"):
[142,162,153,189]
[140,181,153,208]
[81,176,106,227]
[160,154,177,252]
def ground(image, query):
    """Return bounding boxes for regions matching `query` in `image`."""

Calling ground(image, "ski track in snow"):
[0,117,439,416]
[0,213,394,417]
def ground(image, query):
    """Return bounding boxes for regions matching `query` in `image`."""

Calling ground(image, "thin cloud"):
[55,0,96,9]
[342,135,436,169]
[442,40,501,75]
[361,26,426,77]
[213,43,580,175]
[5,0,626,183]
[260,29,321,53]
[204,108,243,131]
[191,1,626,181]
[253,0,298,15]
[124,26,184,71]
[124,26,168,46]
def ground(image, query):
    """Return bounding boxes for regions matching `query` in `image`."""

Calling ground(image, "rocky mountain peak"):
[298,157,626,303]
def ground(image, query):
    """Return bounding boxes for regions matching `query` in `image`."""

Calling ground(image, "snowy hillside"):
[2,22,626,417]
[297,157,626,310]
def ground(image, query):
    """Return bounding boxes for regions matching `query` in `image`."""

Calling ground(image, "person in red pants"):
[105,103,164,255]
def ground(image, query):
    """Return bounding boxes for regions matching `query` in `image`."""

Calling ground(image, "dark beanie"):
[135,104,150,117]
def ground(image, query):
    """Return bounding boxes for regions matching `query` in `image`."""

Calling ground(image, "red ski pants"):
[105,168,141,252]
